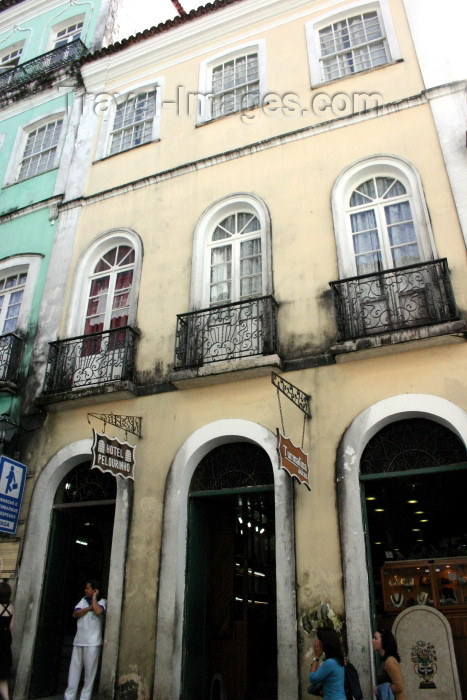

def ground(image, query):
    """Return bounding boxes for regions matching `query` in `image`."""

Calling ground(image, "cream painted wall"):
[20,338,467,695]
[58,99,467,382]
[16,0,467,697]
[81,0,424,195]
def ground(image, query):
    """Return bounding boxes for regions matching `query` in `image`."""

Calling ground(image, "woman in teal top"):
[308,627,346,700]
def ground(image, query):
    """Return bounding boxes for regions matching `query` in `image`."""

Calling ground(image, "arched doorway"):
[183,443,277,700]
[336,395,467,698]
[360,418,467,696]
[29,462,116,698]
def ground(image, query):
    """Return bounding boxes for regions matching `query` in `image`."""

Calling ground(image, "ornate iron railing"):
[0,334,23,385]
[174,295,279,370]
[330,258,458,341]
[0,39,87,96]
[43,327,138,394]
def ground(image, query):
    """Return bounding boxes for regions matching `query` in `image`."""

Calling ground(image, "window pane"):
[352,230,381,255]
[350,210,377,234]
[117,246,135,265]
[240,275,262,298]
[211,245,232,266]
[5,303,21,319]
[355,252,382,276]
[210,282,231,304]
[115,270,133,291]
[391,244,420,267]
[350,179,376,206]
[89,276,110,296]
[3,318,18,333]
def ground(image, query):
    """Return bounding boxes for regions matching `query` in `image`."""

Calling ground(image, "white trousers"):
[64,645,101,700]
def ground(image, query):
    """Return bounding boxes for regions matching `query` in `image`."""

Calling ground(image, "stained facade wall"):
[7,0,467,698]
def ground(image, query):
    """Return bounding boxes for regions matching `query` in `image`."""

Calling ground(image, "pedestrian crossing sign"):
[0,455,27,534]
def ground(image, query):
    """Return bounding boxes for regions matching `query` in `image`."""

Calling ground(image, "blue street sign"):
[0,455,27,535]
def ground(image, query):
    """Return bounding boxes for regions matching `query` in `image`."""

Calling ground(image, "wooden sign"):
[276,430,310,490]
[91,429,135,480]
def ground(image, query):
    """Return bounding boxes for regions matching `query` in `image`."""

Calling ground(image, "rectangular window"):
[53,21,83,48]
[18,119,63,181]
[211,53,259,119]
[109,91,156,155]
[0,46,23,72]
[319,11,388,81]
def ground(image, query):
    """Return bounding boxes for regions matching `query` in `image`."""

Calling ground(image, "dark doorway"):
[183,443,277,700]
[29,462,116,698]
[361,419,467,696]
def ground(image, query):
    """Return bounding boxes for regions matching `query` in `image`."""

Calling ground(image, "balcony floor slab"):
[169,354,282,389]
[37,380,137,411]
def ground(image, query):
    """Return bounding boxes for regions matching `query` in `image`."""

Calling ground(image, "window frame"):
[67,230,143,338]
[332,155,436,279]
[0,41,24,73]
[0,255,42,337]
[197,40,267,124]
[83,245,136,336]
[46,14,85,52]
[94,80,163,161]
[3,111,67,186]
[306,0,400,86]
[190,194,272,310]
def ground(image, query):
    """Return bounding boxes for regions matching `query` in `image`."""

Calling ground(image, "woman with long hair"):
[0,582,14,700]
[372,628,406,700]
[308,627,346,699]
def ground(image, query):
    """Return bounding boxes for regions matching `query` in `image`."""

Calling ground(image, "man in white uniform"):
[64,580,106,700]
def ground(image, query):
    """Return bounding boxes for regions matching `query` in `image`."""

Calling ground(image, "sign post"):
[0,455,27,535]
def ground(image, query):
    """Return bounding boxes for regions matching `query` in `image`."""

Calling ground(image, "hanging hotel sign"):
[276,430,310,490]
[91,429,135,480]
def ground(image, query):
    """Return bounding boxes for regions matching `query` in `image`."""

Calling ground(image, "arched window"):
[175,196,275,368]
[329,158,455,339]
[84,244,135,335]
[0,267,27,334]
[348,175,420,275]
[332,156,435,279]
[208,211,262,305]
[67,230,142,338]
[191,194,272,309]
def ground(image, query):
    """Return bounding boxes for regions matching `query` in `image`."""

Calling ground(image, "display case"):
[381,557,467,614]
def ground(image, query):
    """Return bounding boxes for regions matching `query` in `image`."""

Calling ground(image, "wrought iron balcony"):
[330,258,458,341]
[174,295,279,370]
[0,334,23,385]
[43,327,138,394]
[0,39,87,96]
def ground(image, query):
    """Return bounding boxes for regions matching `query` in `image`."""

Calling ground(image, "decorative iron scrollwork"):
[190,443,274,492]
[174,295,279,370]
[43,326,138,394]
[0,334,23,384]
[330,259,457,341]
[87,412,142,439]
[271,372,311,418]
[55,461,117,504]
[361,418,467,474]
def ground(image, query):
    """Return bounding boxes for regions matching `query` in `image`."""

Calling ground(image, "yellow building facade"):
[9,0,467,698]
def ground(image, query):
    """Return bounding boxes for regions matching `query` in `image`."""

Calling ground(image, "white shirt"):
[73,596,106,646]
